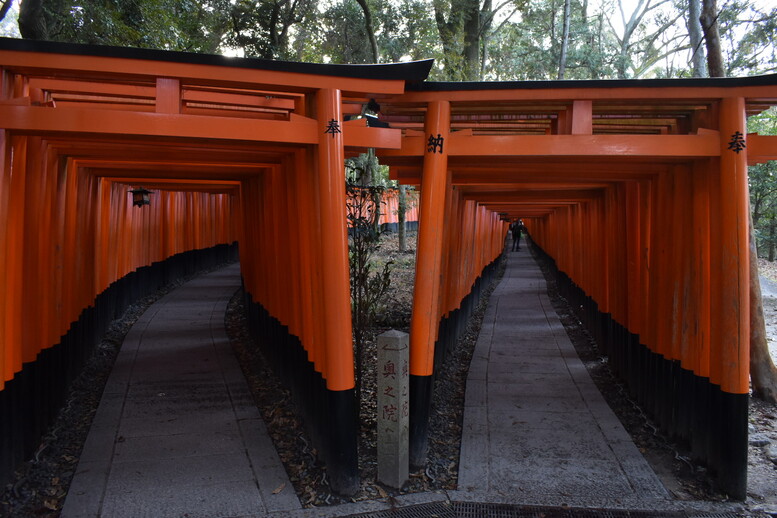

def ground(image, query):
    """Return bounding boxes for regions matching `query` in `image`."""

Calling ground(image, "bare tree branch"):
[0,0,12,24]
[354,0,379,62]
[479,0,514,36]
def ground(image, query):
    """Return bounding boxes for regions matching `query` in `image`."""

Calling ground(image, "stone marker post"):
[377,329,409,488]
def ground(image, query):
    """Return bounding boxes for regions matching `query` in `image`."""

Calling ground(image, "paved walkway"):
[62,264,300,518]
[452,247,671,510]
[62,254,742,518]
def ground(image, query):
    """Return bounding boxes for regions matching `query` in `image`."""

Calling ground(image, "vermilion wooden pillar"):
[691,163,711,380]
[292,151,317,369]
[5,135,27,374]
[0,126,7,389]
[625,182,641,336]
[638,177,653,354]
[690,161,712,463]
[21,137,46,363]
[438,173,454,320]
[709,97,749,499]
[315,87,358,495]
[441,185,461,316]
[409,99,450,467]
[284,157,303,344]
[302,148,328,376]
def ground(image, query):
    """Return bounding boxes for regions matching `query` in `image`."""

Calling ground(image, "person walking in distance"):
[511,219,524,251]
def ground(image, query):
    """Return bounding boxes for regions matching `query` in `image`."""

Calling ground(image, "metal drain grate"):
[454,503,687,518]
[344,501,758,518]
[346,501,457,518]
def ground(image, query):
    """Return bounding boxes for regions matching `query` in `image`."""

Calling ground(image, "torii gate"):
[2,37,777,499]
[0,37,435,494]
[377,79,777,499]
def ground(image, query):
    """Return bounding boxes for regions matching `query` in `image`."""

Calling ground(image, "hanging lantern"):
[130,187,153,207]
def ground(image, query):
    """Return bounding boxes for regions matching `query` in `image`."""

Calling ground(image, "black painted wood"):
[241,291,360,495]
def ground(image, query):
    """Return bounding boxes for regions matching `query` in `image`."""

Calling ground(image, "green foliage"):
[319,0,374,63]
[719,0,777,75]
[485,0,620,80]
[27,0,231,52]
[346,181,393,399]
[225,0,317,59]
[346,151,391,188]
[16,0,775,81]
[748,107,777,257]
[311,0,441,64]
[346,184,392,335]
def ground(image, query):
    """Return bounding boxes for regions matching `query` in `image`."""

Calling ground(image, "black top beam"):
[410,74,777,91]
[0,37,434,82]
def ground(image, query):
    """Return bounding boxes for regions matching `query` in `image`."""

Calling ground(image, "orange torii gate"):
[2,37,777,500]
[377,80,777,499]
[0,38,439,494]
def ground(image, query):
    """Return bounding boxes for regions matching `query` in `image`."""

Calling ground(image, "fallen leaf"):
[272,483,286,494]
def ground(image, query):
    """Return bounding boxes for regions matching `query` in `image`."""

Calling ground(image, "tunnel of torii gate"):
[2,37,777,500]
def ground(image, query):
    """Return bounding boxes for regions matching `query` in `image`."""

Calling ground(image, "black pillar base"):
[242,291,360,496]
[409,373,434,468]
[710,390,748,500]
[530,239,749,501]
[327,389,359,495]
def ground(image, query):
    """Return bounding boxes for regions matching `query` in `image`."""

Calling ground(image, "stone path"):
[454,247,671,509]
[62,264,299,518]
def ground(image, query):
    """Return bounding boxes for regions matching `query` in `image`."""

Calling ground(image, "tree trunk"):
[433,4,458,79]
[0,0,13,24]
[462,0,481,80]
[550,0,557,51]
[366,149,382,232]
[478,0,493,81]
[750,214,777,403]
[355,0,379,63]
[688,0,707,77]
[19,0,48,40]
[557,0,572,79]
[398,185,407,252]
[700,0,725,77]
[770,218,775,262]
[593,13,604,79]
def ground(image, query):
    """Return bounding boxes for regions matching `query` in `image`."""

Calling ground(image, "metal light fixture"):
[364,99,389,128]
[130,187,153,207]
[346,98,390,128]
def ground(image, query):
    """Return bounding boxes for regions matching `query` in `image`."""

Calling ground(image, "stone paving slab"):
[99,480,266,518]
